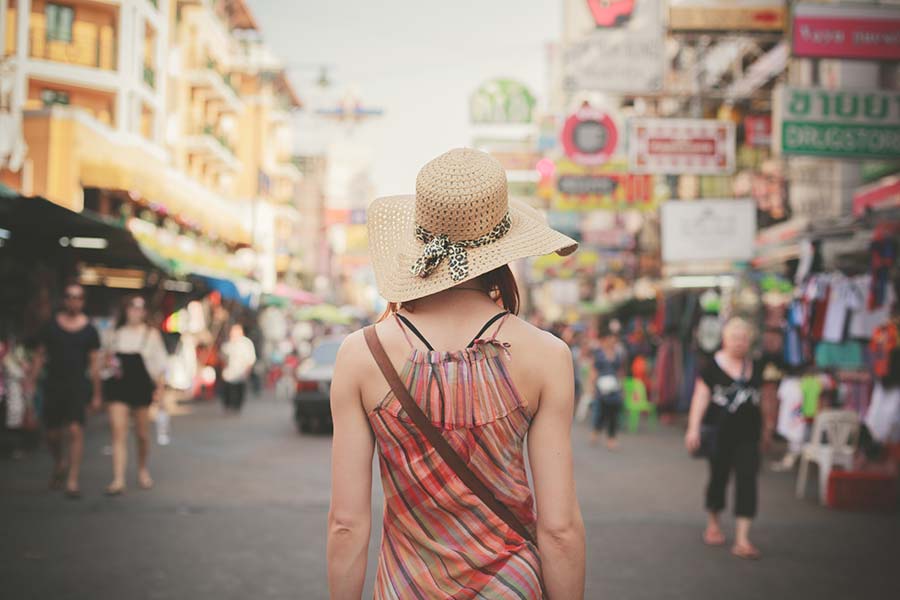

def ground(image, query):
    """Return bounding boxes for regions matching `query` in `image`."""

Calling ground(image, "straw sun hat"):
[367,148,578,303]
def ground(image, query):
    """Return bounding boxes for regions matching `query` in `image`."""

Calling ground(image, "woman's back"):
[362,305,552,599]
[327,148,584,600]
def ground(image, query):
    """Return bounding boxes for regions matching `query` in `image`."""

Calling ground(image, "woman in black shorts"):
[103,296,168,495]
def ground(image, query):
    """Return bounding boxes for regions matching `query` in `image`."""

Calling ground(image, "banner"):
[792,3,900,61]
[469,79,536,124]
[563,0,664,93]
[552,160,663,212]
[628,119,736,175]
[660,199,756,263]
[775,86,900,159]
[669,0,786,32]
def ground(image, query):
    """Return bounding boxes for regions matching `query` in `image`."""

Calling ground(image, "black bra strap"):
[396,310,510,351]
[395,313,434,351]
[467,311,510,348]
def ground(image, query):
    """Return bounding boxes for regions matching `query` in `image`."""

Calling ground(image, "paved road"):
[2,393,898,600]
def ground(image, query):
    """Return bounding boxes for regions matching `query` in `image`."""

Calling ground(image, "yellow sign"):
[552,160,665,212]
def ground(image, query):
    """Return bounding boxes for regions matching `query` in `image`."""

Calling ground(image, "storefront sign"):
[552,159,662,212]
[563,0,664,93]
[853,177,900,217]
[469,79,536,124]
[775,86,900,159]
[629,119,736,175]
[669,0,786,32]
[792,3,900,61]
[744,115,772,147]
[660,199,756,263]
[561,105,618,166]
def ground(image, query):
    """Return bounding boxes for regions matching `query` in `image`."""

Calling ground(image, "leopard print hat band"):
[410,213,512,282]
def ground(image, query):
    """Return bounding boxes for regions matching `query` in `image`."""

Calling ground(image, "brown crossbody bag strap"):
[363,325,537,546]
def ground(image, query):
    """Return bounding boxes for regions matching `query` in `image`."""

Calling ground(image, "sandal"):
[105,483,126,496]
[703,529,726,546]
[731,543,761,560]
[64,487,81,500]
[138,474,154,490]
[49,469,66,491]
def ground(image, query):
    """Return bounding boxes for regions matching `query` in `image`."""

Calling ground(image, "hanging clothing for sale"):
[836,371,873,419]
[865,382,900,443]
[849,274,895,339]
[822,274,863,343]
[868,235,897,309]
[784,300,807,367]
[870,322,899,383]
[800,375,824,418]
[777,377,806,453]
[815,341,864,370]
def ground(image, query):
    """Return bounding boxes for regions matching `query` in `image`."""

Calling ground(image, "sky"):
[247,0,561,197]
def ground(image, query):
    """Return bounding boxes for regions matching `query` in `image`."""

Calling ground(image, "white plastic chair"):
[795,410,860,504]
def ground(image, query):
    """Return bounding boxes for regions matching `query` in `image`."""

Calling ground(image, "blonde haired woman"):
[327,149,586,599]
[686,316,763,559]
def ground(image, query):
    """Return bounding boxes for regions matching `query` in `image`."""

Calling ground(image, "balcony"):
[143,65,155,89]
[184,125,240,172]
[29,26,117,71]
[187,63,242,113]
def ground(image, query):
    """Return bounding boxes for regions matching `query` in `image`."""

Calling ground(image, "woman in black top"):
[685,317,763,560]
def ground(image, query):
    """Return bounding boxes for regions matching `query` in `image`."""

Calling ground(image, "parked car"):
[293,337,342,434]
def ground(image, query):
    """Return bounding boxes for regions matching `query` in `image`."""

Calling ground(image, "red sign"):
[561,105,618,167]
[744,115,772,147]
[586,0,635,28]
[793,3,900,60]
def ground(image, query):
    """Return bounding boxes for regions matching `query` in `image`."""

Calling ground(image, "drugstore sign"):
[775,86,900,160]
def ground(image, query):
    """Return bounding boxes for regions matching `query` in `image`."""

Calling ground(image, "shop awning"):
[0,194,168,272]
[190,273,260,308]
[262,283,320,307]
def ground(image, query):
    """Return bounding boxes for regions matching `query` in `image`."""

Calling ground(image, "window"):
[40,89,70,107]
[46,4,75,43]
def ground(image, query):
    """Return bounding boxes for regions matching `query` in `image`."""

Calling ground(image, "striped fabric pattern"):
[366,315,543,599]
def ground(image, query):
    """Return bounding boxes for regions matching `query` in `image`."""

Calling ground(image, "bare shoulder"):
[505,314,572,360]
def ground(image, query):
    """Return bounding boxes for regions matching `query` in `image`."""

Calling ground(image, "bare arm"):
[685,378,710,452]
[327,333,375,600]
[528,337,586,600]
[89,349,102,409]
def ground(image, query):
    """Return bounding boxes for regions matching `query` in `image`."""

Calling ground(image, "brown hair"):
[116,294,149,329]
[378,265,520,322]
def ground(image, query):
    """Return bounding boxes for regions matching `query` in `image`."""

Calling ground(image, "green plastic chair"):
[623,377,657,433]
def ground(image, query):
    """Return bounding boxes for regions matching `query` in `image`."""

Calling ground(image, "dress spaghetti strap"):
[394,313,434,351]
[468,311,509,346]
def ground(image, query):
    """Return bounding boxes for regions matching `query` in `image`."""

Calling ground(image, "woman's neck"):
[402,287,499,316]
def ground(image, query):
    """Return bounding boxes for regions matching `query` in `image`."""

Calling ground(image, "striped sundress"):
[366,311,544,599]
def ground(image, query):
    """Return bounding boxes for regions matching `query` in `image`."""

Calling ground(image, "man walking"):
[220,323,256,414]
[31,283,102,498]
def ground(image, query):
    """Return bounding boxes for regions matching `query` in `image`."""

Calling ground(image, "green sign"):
[470,79,536,124]
[778,87,900,159]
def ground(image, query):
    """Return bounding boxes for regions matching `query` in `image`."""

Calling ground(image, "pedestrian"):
[29,283,101,499]
[685,316,763,560]
[590,319,628,449]
[102,295,168,495]
[327,149,586,600]
[220,323,256,414]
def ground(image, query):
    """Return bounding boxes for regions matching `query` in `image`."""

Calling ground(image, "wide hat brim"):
[367,195,578,303]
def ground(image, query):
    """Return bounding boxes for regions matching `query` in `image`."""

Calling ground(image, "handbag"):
[363,326,537,547]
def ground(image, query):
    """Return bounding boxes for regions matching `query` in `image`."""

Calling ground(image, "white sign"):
[629,119,736,175]
[661,200,756,263]
[562,0,665,93]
